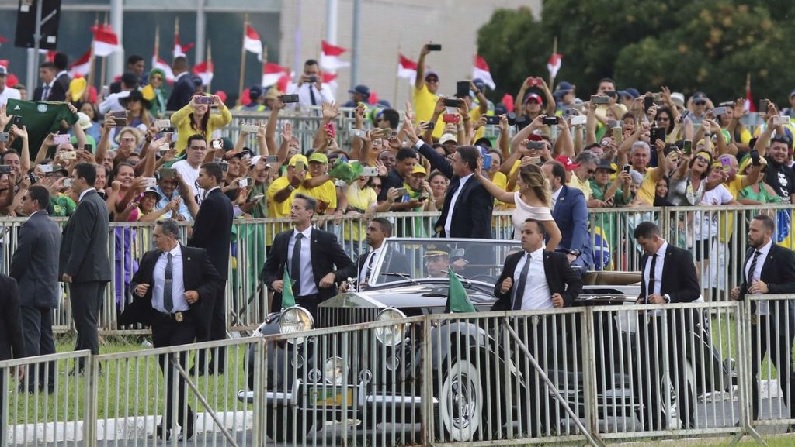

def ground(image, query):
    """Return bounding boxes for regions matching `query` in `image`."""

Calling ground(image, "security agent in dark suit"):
[33,61,67,102]
[166,57,196,112]
[127,219,222,441]
[633,221,701,430]
[58,163,111,372]
[354,218,411,288]
[0,274,25,428]
[10,185,62,393]
[541,161,593,270]
[262,194,355,317]
[491,218,582,437]
[188,161,234,375]
[731,214,795,422]
[402,120,493,239]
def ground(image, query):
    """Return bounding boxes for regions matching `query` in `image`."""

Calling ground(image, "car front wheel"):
[436,357,484,441]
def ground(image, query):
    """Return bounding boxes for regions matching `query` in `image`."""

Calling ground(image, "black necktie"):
[362,251,376,282]
[309,86,317,106]
[747,250,761,285]
[646,254,658,304]
[291,233,304,296]
[512,254,531,310]
[164,253,173,312]
[42,85,50,100]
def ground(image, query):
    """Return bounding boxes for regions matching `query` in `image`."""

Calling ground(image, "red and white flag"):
[193,60,214,85]
[744,76,756,113]
[261,62,290,87]
[244,25,263,61]
[397,53,417,84]
[473,55,495,89]
[0,60,9,69]
[320,40,349,70]
[547,52,562,79]
[151,55,175,82]
[69,49,92,78]
[322,72,338,89]
[91,25,121,57]
[173,34,194,58]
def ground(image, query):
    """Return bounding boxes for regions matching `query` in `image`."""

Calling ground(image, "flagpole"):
[238,14,249,99]
[549,36,558,89]
[206,42,212,94]
[262,44,268,92]
[393,44,400,108]
[86,14,99,94]
[99,14,108,88]
[174,16,180,60]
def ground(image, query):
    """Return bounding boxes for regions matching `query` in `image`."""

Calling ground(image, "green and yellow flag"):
[282,266,296,309]
[446,269,476,313]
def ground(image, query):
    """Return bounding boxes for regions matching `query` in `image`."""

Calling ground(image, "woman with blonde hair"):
[475,160,562,249]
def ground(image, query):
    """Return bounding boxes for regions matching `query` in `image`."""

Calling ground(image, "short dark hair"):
[546,161,566,184]
[74,162,97,186]
[53,53,68,70]
[753,214,775,233]
[156,219,181,238]
[39,61,55,70]
[381,108,400,130]
[187,134,207,148]
[396,148,418,162]
[304,59,319,67]
[599,77,615,87]
[456,146,480,171]
[172,56,188,71]
[523,218,546,237]
[371,217,393,236]
[200,162,224,184]
[127,55,144,66]
[633,221,661,240]
[1,150,18,163]
[27,185,50,210]
[293,193,317,212]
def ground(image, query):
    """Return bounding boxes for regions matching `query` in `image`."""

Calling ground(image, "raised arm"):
[414,44,430,91]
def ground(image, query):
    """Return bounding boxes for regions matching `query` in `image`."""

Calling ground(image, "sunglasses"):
[586,169,595,175]
[371,183,382,188]
[695,155,710,163]
[425,78,439,83]
[694,100,707,106]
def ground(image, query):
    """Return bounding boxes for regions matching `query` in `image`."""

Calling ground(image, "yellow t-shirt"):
[344,184,377,241]
[568,175,593,200]
[413,84,444,139]
[295,177,338,214]
[637,167,660,205]
[718,175,745,243]
[491,171,508,204]
[266,176,297,244]
[470,107,485,141]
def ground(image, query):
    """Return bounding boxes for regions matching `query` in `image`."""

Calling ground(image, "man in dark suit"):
[542,161,593,270]
[188,161,233,374]
[731,214,795,423]
[633,221,701,430]
[262,194,355,317]
[127,219,221,441]
[402,120,493,238]
[53,52,71,93]
[0,273,24,428]
[58,163,111,372]
[355,218,410,288]
[10,185,61,393]
[166,57,194,112]
[32,61,67,102]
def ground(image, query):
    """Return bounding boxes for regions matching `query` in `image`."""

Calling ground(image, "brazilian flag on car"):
[446,269,476,313]
[281,266,296,309]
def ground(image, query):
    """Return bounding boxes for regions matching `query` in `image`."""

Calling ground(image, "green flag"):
[329,160,364,184]
[6,99,78,159]
[446,269,476,313]
[282,266,296,309]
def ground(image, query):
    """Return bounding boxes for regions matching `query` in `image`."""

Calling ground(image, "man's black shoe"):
[179,420,195,441]
[155,425,171,440]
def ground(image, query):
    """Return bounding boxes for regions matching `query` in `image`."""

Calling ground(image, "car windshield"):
[369,238,521,286]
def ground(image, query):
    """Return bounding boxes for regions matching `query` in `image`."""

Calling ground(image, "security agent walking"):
[633,221,701,431]
[58,163,111,372]
[188,161,233,374]
[731,214,795,422]
[10,185,61,393]
[0,273,24,428]
[262,194,355,317]
[127,219,222,441]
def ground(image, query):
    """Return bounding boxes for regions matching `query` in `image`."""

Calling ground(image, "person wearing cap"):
[756,116,795,204]
[590,158,632,208]
[343,84,370,108]
[541,161,593,270]
[70,112,98,149]
[285,59,334,108]
[236,85,267,112]
[141,68,168,118]
[122,89,153,129]
[413,43,445,139]
[295,152,337,216]
[0,66,20,106]
[423,244,452,278]
[554,81,576,112]
[33,61,66,102]
[439,133,457,155]
[516,76,556,120]
[267,154,308,239]
[262,87,282,111]
[170,94,232,155]
[138,187,180,222]
[687,91,713,126]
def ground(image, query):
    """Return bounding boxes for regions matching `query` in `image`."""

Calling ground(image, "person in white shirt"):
[0,66,20,106]
[172,134,208,201]
[286,59,334,108]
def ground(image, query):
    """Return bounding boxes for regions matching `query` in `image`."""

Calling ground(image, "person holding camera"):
[169,94,231,155]
[285,59,334,108]
[413,43,444,139]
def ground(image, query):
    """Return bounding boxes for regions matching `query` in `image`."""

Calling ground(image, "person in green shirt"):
[141,68,168,118]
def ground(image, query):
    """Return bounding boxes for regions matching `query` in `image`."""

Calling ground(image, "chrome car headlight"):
[375,308,407,346]
[278,306,314,343]
[324,357,346,386]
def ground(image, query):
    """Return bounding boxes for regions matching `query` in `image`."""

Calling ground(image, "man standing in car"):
[633,221,701,431]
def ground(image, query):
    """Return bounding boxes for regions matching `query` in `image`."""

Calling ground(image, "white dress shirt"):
[172,160,202,199]
[551,187,562,211]
[643,241,668,301]
[359,245,383,283]
[78,188,93,203]
[286,82,335,108]
[444,173,473,237]
[745,240,772,315]
[151,244,188,313]
[288,226,318,296]
[99,90,130,114]
[513,247,552,310]
[40,81,54,100]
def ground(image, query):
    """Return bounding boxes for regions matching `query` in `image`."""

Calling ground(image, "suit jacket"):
[123,245,222,332]
[492,250,583,311]
[10,211,62,308]
[0,274,24,360]
[262,228,355,309]
[56,72,71,93]
[166,73,195,112]
[58,189,111,283]
[32,81,67,102]
[552,185,593,268]
[188,188,234,280]
[356,249,411,282]
[416,143,493,238]
[740,244,795,302]
[638,244,701,303]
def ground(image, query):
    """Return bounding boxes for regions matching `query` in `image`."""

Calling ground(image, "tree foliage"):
[477,0,795,105]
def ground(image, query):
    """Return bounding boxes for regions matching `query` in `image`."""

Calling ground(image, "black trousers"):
[69,281,107,368]
[632,310,697,431]
[152,312,198,430]
[751,303,795,420]
[196,283,227,373]
[20,306,56,392]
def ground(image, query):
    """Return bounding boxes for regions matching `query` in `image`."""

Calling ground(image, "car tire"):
[436,356,485,441]
[266,405,315,442]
